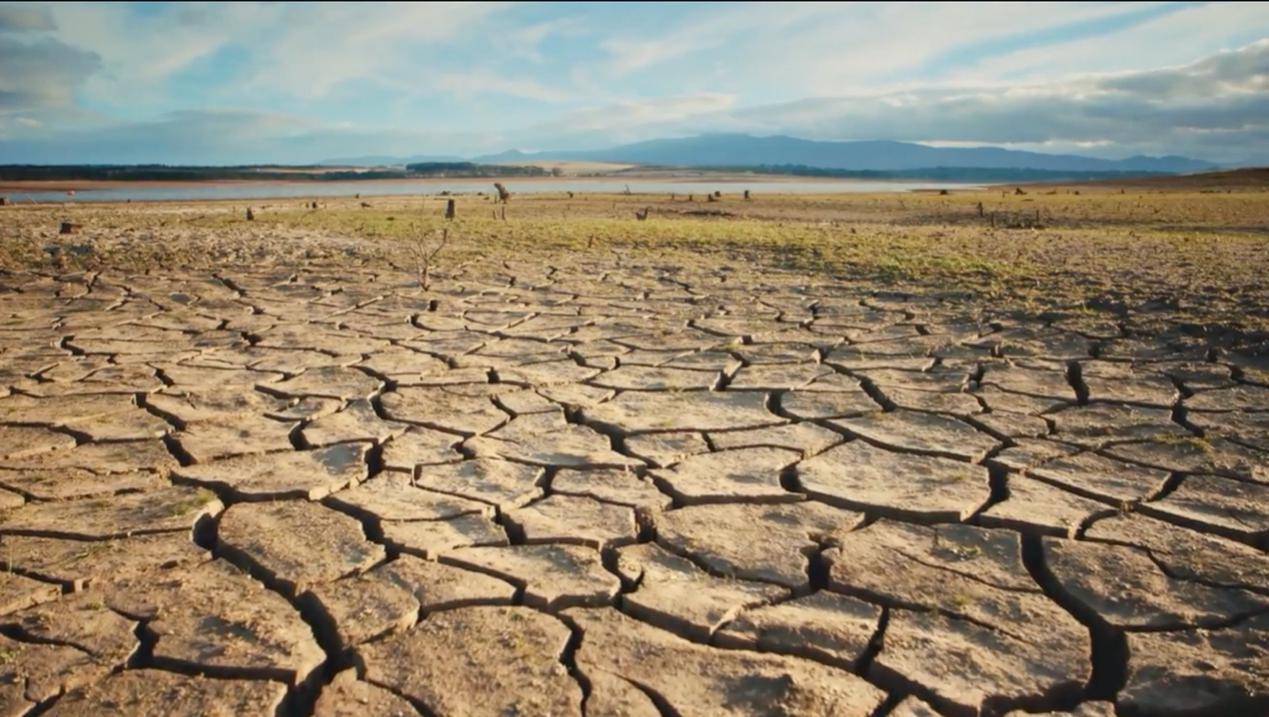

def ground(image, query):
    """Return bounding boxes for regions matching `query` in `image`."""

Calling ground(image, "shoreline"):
[0,175,987,205]
[0,172,975,194]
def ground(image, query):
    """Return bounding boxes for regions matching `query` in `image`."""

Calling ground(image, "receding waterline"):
[9,178,982,204]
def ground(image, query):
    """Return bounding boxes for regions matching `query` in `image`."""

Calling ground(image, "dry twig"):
[410,227,450,290]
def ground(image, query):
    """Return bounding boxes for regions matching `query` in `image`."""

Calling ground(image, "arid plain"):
[0,183,1266,716]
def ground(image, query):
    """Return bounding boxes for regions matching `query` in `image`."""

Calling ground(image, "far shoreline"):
[0,172,926,194]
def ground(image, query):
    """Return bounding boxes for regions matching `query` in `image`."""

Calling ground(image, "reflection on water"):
[11,178,980,204]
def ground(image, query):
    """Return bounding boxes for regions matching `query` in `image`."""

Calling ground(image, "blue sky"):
[1,1,1268,164]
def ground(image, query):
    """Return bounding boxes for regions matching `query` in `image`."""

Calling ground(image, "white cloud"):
[237,3,504,99]
[689,40,1269,163]
[0,35,99,113]
[597,4,822,77]
[39,2,504,103]
[1,3,1266,163]
[503,17,581,63]
[0,3,55,31]
[430,70,572,103]
[561,94,739,131]
[0,108,447,163]
[952,2,1269,85]
[48,3,255,81]
[593,2,1177,95]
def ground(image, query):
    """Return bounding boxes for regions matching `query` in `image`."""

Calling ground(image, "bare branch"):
[409,227,450,291]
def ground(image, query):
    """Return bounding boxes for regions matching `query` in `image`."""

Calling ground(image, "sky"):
[1,1,1267,165]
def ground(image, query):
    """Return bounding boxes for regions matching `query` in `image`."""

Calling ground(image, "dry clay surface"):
[0,261,1266,717]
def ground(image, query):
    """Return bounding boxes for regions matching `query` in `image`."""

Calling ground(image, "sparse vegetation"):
[2,186,1267,335]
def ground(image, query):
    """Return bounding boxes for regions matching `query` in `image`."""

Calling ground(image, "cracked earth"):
[0,253,1266,717]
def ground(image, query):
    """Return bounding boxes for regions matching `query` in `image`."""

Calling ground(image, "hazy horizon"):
[2,2,1268,165]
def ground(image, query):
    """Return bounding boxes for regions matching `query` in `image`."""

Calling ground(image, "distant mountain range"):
[469,134,1214,174]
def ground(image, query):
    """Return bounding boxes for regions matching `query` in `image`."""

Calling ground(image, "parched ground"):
[0,190,1267,716]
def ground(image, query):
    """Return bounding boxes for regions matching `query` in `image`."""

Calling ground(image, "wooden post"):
[445,198,456,220]
[977,202,984,217]
[743,190,751,200]
[245,208,254,221]
[990,212,996,228]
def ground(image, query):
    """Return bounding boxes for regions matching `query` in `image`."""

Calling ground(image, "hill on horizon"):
[466,134,1214,174]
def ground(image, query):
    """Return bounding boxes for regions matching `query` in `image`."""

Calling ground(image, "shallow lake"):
[11,178,981,204]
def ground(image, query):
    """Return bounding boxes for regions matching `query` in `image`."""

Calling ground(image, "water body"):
[10,178,980,204]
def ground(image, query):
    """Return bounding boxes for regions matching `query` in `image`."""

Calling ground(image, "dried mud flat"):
[1,196,1268,716]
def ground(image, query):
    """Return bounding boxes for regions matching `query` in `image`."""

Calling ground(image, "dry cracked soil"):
[0,194,1267,717]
